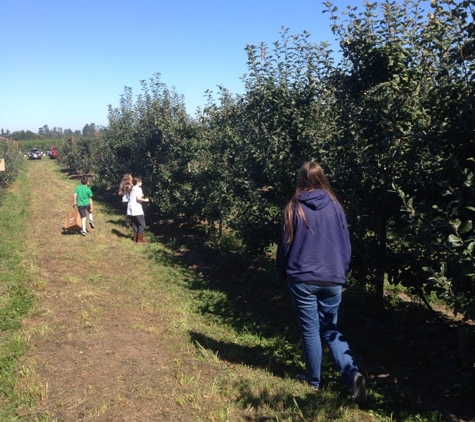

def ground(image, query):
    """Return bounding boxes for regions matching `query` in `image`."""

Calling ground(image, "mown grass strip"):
[0,163,35,417]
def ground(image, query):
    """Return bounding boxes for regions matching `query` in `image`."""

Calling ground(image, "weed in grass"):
[178,371,199,386]
[175,395,186,406]
[32,323,53,337]
[85,274,102,283]
[74,288,97,299]
[79,310,92,326]
[16,359,47,402]
[131,322,159,334]
[33,278,48,291]
[140,297,157,311]
[63,275,81,284]
[194,340,222,363]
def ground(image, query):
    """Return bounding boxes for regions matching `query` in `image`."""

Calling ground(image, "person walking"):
[276,161,367,405]
[119,173,133,228]
[73,175,94,236]
[127,176,149,243]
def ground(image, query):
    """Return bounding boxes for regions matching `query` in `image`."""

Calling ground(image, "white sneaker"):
[89,221,95,228]
[81,230,87,236]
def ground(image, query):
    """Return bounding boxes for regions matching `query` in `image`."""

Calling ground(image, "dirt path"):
[19,161,226,421]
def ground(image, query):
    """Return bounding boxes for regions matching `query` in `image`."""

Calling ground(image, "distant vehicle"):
[49,146,58,159]
[28,148,42,160]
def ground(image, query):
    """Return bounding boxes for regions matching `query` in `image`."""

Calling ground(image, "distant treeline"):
[1,123,102,141]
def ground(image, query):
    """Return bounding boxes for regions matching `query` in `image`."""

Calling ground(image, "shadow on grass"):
[143,218,474,421]
[232,379,352,422]
[111,228,131,239]
[61,229,82,236]
[189,330,296,377]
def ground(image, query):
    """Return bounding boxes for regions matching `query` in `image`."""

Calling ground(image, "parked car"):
[28,148,42,160]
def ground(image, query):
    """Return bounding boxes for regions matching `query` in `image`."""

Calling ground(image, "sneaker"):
[296,374,319,391]
[81,230,87,236]
[352,372,367,405]
[89,221,95,228]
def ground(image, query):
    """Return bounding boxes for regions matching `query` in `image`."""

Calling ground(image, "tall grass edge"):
[0,162,36,419]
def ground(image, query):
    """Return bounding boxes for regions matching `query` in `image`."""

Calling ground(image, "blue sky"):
[1,0,358,133]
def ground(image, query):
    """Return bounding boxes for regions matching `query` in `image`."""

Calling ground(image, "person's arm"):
[137,188,149,202]
[73,193,77,207]
[89,198,94,213]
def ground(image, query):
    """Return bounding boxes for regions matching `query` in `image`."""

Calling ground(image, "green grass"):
[0,163,36,420]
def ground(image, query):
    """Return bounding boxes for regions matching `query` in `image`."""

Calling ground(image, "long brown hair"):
[283,162,338,243]
[119,173,133,195]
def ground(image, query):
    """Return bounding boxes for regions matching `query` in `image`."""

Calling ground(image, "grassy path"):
[7,160,464,422]
[16,160,231,421]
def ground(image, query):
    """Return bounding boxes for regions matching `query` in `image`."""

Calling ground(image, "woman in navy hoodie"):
[277,161,367,405]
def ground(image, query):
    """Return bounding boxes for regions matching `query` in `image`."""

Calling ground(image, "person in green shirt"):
[73,175,94,236]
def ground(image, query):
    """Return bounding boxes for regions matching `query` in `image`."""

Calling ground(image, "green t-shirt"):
[74,184,93,206]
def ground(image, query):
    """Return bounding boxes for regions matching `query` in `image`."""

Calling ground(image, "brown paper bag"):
[64,207,82,231]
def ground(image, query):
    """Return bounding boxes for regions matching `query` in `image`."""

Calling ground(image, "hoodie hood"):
[297,189,332,211]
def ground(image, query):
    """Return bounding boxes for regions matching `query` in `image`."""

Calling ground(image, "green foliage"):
[99,75,200,220]
[395,162,475,319]
[9,130,38,141]
[198,29,340,251]
[58,134,101,175]
[323,0,475,315]
[0,139,23,203]
[59,0,475,320]
[324,0,437,298]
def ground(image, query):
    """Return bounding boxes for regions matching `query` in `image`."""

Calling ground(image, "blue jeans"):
[288,281,359,388]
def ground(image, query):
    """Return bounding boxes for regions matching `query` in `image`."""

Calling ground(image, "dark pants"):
[131,215,146,233]
[78,205,91,218]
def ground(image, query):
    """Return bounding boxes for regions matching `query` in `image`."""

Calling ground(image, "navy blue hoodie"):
[276,189,351,285]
